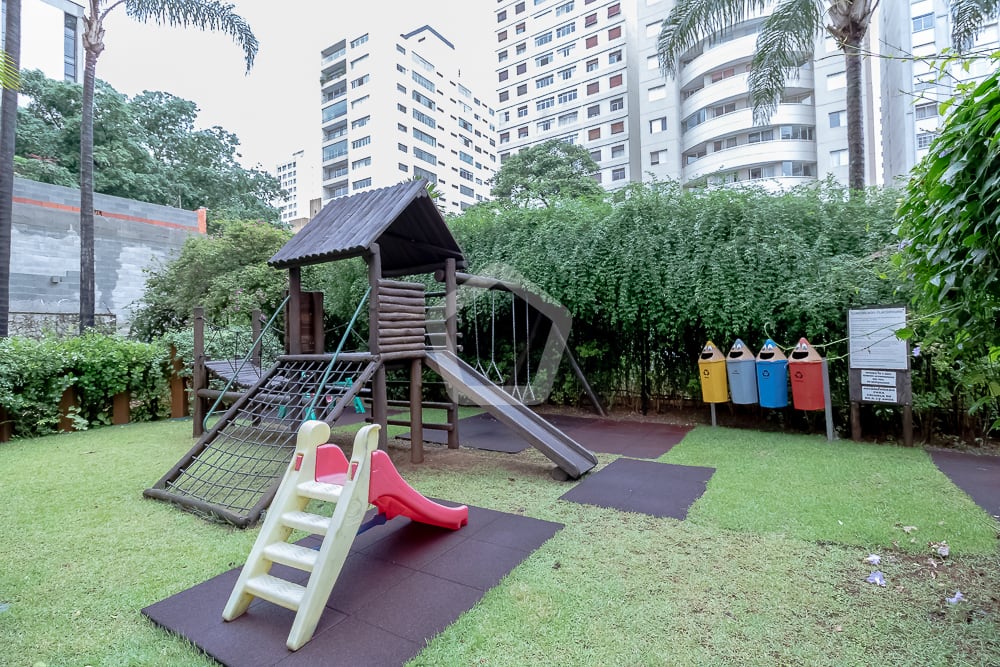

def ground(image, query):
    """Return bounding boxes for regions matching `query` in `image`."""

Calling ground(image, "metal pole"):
[822,359,835,442]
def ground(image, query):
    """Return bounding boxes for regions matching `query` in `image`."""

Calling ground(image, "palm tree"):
[657,0,877,191]
[950,0,1000,52]
[0,0,21,338]
[78,0,257,332]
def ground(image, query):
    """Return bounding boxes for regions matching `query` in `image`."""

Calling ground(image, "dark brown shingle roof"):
[268,179,466,277]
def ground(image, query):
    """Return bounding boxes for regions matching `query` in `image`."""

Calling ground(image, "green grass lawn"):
[1,419,998,666]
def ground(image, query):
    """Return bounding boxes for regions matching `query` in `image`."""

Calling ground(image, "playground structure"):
[145,180,599,526]
[222,421,468,651]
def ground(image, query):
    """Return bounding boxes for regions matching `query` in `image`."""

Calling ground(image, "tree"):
[656,0,877,190]
[489,139,603,207]
[950,0,1000,52]
[0,0,20,337]
[78,0,258,333]
[895,62,1000,357]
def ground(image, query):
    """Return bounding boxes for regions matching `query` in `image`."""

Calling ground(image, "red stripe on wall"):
[13,196,201,232]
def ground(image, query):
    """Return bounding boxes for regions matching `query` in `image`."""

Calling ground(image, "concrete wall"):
[11,177,206,330]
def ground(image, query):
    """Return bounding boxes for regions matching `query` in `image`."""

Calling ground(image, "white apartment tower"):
[319,24,498,215]
[495,0,875,189]
[3,0,84,84]
[275,148,320,229]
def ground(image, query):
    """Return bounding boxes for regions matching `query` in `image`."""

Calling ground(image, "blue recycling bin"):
[756,339,789,408]
[726,339,758,404]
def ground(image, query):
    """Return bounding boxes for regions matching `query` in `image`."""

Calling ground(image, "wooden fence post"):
[169,345,189,419]
[113,392,131,425]
[58,387,78,432]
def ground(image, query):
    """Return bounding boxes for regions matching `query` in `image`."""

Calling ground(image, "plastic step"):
[281,510,332,536]
[244,574,306,611]
[296,480,343,502]
[263,542,320,572]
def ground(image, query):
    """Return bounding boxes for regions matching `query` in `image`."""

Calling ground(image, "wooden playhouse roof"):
[268,179,467,277]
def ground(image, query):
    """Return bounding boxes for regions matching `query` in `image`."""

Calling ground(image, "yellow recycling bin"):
[698,341,729,403]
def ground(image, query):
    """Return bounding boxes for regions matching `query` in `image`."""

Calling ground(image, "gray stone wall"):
[11,177,205,331]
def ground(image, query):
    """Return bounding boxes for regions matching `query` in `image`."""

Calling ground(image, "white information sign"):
[860,370,896,387]
[862,386,897,403]
[849,307,908,370]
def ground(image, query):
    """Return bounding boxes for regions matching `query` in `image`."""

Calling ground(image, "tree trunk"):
[0,0,21,338]
[843,37,866,191]
[79,3,102,333]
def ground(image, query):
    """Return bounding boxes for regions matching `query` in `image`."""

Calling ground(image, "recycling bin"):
[726,338,758,404]
[788,337,825,411]
[698,341,729,403]
[755,339,789,408]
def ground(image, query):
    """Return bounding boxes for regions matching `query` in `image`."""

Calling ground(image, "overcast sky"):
[94,1,495,170]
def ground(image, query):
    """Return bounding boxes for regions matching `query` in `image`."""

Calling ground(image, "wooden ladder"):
[222,421,380,651]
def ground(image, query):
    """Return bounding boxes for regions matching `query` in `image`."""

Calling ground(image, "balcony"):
[680,32,758,90]
[682,102,817,152]
[684,140,817,182]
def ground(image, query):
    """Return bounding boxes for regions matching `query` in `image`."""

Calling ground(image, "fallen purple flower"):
[946,591,964,605]
[866,571,886,587]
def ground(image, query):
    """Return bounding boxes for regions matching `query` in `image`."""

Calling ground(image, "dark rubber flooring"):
[930,449,1000,519]
[400,412,692,458]
[143,505,562,666]
[560,457,715,519]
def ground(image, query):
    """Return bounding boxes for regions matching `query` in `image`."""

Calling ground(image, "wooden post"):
[369,244,388,450]
[444,258,460,449]
[288,267,302,355]
[58,387,77,432]
[112,391,130,425]
[0,406,11,442]
[410,357,424,463]
[192,307,206,436]
[850,401,861,441]
[169,345,189,419]
[822,359,835,442]
[903,404,913,447]
[311,292,325,353]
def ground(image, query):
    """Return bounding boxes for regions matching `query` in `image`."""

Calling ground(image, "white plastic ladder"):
[222,421,380,651]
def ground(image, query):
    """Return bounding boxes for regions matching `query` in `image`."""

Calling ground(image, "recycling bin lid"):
[699,341,726,362]
[756,339,787,362]
[727,338,755,361]
[789,337,823,362]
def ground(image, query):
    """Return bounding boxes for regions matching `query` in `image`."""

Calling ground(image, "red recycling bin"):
[788,337,825,411]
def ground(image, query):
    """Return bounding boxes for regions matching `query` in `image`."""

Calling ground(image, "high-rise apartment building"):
[4,0,84,84]
[318,24,498,215]
[275,148,320,230]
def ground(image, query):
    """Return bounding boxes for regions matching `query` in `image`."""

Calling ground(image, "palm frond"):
[657,0,768,77]
[747,0,821,124]
[123,0,258,72]
[0,50,20,91]
[949,0,1000,52]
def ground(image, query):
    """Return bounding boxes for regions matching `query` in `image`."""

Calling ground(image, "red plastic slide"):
[368,451,469,530]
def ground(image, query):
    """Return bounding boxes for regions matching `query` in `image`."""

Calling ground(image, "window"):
[649,117,667,133]
[586,58,599,72]
[648,85,666,101]
[915,102,938,120]
[590,148,602,161]
[518,126,529,138]
[352,177,372,190]
[593,171,603,183]
[460,168,474,181]
[516,22,526,34]
[748,129,773,143]
[611,144,624,158]
[537,74,555,88]
[398,142,408,153]
[585,13,597,26]
[608,26,621,40]
[412,90,436,110]
[712,101,736,116]
[610,97,624,111]
[608,2,620,17]
[587,104,601,118]
[536,31,553,46]
[609,74,623,87]
[398,122,407,132]
[516,1,525,12]
[586,35,598,48]
[537,52,554,67]
[498,30,508,42]
[397,103,407,113]
[518,105,529,117]
[827,71,846,90]
[413,109,436,128]
[781,161,815,177]
[612,167,625,181]
[912,12,933,32]
[538,119,552,131]
[779,125,815,140]
[649,150,664,165]
[499,90,510,102]
[516,42,527,55]
[829,149,847,167]
[713,136,737,151]
[351,116,370,129]
[587,82,600,95]
[397,83,407,94]
[559,66,575,80]
[500,131,510,144]
[558,111,578,126]
[396,44,406,54]
[413,127,437,146]
[608,50,622,64]
[350,74,369,88]
[499,69,510,82]
[414,166,437,183]
[683,108,707,132]
[557,22,576,38]
[399,162,409,172]
[460,184,475,197]
[610,121,624,134]
[916,131,935,149]
[498,9,507,21]
[711,67,736,82]
[517,62,527,74]
[537,96,555,111]
[517,83,528,95]
[556,1,574,16]
[684,151,704,165]
[352,136,371,149]
[828,110,846,127]
[351,156,371,169]
[414,147,437,165]
[322,140,347,161]
[322,100,348,122]
[412,71,435,91]
[558,89,578,104]
[458,118,474,131]
[588,127,601,140]
[499,49,509,62]
[350,33,369,48]
[558,44,576,57]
